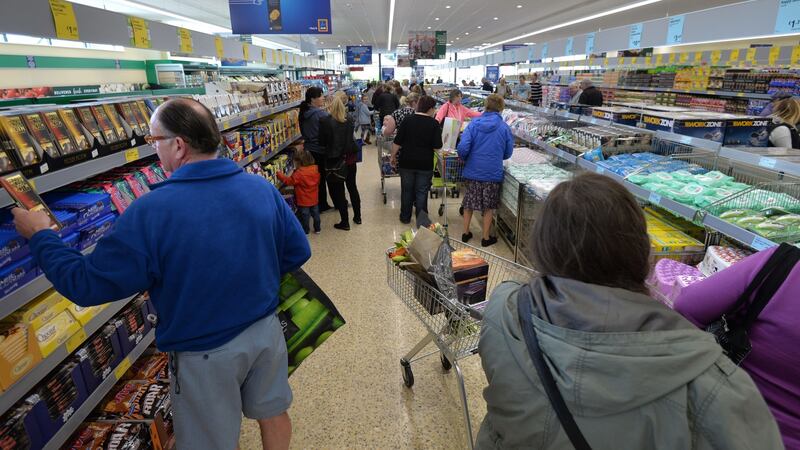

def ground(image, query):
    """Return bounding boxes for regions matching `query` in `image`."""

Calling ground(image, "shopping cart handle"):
[466,306,484,321]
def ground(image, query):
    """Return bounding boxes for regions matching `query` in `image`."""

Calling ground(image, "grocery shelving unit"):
[545,83,775,101]
[0,296,131,415]
[41,329,156,450]
[237,133,302,168]
[216,100,301,131]
[484,92,799,254]
[0,245,97,321]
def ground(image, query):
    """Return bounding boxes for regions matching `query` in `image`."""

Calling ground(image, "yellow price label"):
[262,48,267,64]
[655,54,664,66]
[124,148,140,163]
[603,57,609,66]
[693,51,704,63]
[215,36,224,60]
[177,28,193,53]
[127,16,151,49]
[644,56,652,66]
[588,56,594,66]
[710,50,721,65]
[272,49,278,63]
[222,120,231,130]
[679,53,688,64]
[65,329,88,353]
[619,56,625,65]
[791,46,800,66]
[49,0,79,41]
[729,49,740,62]
[630,56,638,65]
[113,356,133,380]
[746,48,757,63]
[242,43,250,61]
[737,92,745,97]
[769,46,781,65]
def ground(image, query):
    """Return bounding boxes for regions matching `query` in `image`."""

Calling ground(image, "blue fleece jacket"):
[457,112,514,182]
[29,158,311,352]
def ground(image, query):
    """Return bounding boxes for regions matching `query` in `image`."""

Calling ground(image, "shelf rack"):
[544,83,774,101]
[216,100,301,131]
[42,329,156,450]
[236,133,302,168]
[0,295,134,416]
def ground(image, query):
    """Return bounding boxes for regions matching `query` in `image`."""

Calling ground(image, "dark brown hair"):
[449,89,463,102]
[294,149,315,167]
[155,98,220,154]
[417,95,437,113]
[484,94,505,113]
[530,173,651,293]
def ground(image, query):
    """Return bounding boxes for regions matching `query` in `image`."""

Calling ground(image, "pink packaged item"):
[667,275,707,307]
[650,258,704,300]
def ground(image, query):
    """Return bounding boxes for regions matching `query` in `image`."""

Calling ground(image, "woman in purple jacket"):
[456,94,513,247]
[673,245,800,448]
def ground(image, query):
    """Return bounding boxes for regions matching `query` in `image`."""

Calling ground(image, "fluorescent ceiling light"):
[516,4,522,8]
[480,0,663,50]
[446,5,451,8]
[107,0,232,34]
[435,17,440,21]
[524,42,535,45]
[388,0,396,51]
[427,26,432,29]
[477,26,482,29]
[251,36,300,52]
[493,17,498,20]
[465,32,469,35]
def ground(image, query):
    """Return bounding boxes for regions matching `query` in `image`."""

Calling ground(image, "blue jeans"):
[298,205,321,233]
[399,169,433,223]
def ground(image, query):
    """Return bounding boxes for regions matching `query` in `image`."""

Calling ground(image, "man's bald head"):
[152,98,221,154]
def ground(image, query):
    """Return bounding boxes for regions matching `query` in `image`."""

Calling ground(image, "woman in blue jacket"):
[457,94,513,247]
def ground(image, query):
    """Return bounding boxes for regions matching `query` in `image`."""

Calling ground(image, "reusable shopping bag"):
[276,270,346,376]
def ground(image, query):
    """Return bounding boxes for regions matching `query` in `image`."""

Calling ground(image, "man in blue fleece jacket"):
[12,98,310,450]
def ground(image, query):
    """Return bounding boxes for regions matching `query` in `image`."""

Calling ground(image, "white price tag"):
[40,163,49,173]
[758,157,778,169]
[648,192,662,205]
[680,135,693,144]
[750,235,775,251]
[130,138,136,146]
[91,149,99,158]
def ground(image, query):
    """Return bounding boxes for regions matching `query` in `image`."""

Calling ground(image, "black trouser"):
[311,151,331,209]
[345,163,361,221]
[327,178,348,225]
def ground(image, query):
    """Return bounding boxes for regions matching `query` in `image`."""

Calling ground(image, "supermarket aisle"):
[239,143,515,449]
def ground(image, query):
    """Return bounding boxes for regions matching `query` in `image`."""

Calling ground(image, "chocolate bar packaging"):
[0,322,43,391]
[115,102,143,137]
[0,257,39,298]
[77,324,122,391]
[77,214,117,251]
[26,360,90,442]
[0,171,63,231]
[101,380,171,420]
[89,106,120,145]
[0,230,29,270]
[45,191,113,227]
[0,115,41,166]
[21,113,61,159]
[66,421,151,450]
[75,107,107,146]
[35,309,81,357]
[58,109,93,152]
[102,104,129,142]
[0,149,18,174]
[42,111,79,156]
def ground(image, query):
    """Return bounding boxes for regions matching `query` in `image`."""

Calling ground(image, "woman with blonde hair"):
[319,97,361,229]
[769,97,800,148]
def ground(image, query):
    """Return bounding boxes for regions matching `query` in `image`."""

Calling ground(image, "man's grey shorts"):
[168,313,292,450]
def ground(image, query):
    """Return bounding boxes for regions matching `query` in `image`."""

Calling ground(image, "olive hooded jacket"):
[476,276,784,450]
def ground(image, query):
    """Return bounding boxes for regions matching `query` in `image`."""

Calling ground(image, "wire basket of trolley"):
[432,150,466,222]
[385,219,534,449]
[376,132,400,204]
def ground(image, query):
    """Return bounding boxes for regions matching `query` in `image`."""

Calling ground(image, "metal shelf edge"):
[702,214,777,250]
[42,329,156,450]
[0,295,134,416]
[217,101,301,132]
[718,146,800,177]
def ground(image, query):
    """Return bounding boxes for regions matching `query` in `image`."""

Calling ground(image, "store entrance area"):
[238,143,512,449]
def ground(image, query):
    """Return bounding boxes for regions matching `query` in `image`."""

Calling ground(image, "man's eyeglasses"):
[144,134,176,146]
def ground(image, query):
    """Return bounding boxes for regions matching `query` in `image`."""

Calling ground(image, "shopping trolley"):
[377,133,400,204]
[386,238,535,449]
[432,151,466,223]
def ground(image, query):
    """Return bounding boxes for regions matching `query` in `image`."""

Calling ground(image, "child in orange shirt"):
[277,146,321,234]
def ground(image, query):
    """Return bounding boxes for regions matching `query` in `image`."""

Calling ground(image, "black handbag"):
[705,243,799,365]
[517,284,592,450]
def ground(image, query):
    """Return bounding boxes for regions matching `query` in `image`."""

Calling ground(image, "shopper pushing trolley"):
[11,98,311,450]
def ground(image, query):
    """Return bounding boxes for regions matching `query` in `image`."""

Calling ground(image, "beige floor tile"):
[239,143,516,450]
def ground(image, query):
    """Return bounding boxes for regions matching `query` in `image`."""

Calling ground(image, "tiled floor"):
[238,143,516,449]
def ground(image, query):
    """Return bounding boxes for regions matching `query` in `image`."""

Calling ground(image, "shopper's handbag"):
[277,270,346,376]
[705,243,800,365]
[517,284,593,450]
[325,158,347,182]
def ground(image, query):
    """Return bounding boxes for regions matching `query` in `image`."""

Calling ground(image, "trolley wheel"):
[438,205,445,217]
[383,193,387,204]
[401,359,414,388]
[440,354,452,371]
[459,206,464,216]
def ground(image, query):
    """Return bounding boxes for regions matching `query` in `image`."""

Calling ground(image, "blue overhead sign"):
[381,67,395,81]
[346,45,372,65]
[629,23,643,49]
[502,44,526,51]
[486,66,499,83]
[229,0,332,35]
[585,32,595,54]
[666,15,685,44]
[775,0,800,33]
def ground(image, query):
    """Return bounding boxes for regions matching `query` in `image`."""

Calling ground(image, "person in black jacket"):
[578,79,603,106]
[374,83,400,124]
[299,86,333,211]
[319,97,360,230]
[481,78,493,92]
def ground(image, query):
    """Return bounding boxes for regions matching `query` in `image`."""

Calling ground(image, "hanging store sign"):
[435,31,447,59]
[502,44,526,51]
[128,17,151,49]
[775,0,800,33]
[177,28,193,53]
[541,43,548,60]
[666,15,685,45]
[346,46,372,65]
[215,37,224,59]
[408,31,446,59]
[565,37,574,56]
[585,32,596,55]
[486,66,499,83]
[629,23,643,49]
[229,0,332,35]
[381,67,395,81]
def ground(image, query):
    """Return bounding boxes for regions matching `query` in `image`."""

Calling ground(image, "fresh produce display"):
[276,271,345,376]
[717,208,800,240]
